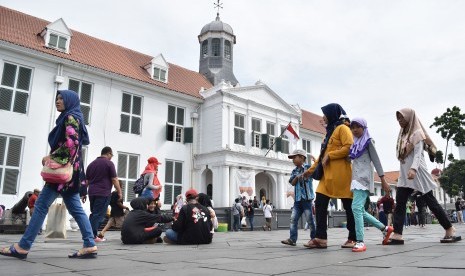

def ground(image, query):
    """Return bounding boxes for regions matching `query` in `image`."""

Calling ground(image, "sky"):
[2,0,464,171]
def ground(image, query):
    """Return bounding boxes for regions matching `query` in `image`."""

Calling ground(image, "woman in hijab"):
[303,103,355,249]
[140,157,163,201]
[387,108,460,244]
[198,193,218,236]
[1,90,97,259]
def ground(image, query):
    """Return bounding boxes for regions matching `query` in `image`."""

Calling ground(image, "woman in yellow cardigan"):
[303,103,354,249]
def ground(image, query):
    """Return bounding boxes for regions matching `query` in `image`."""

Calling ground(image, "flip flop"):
[68,250,97,259]
[0,245,28,260]
[440,235,462,243]
[385,239,404,245]
[303,239,327,249]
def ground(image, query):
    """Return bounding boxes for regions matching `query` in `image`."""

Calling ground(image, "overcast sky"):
[2,0,464,171]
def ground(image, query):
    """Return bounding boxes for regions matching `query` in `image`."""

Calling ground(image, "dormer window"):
[153,67,167,82]
[48,33,68,51]
[144,54,169,83]
[40,18,72,53]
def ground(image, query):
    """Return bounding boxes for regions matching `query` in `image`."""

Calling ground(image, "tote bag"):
[45,203,67,239]
[41,158,73,183]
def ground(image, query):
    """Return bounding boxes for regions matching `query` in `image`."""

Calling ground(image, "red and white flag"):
[283,124,299,144]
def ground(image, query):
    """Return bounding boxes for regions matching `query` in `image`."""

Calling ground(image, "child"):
[349,117,393,252]
[98,190,129,241]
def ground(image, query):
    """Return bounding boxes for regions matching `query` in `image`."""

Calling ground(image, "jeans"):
[314,192,356,241]
[89,195,111,238]
[233,214,240,231]
[165,229,178,243]
[352,190,385,242]
[394,188,452,235]
[247,216,254,231]
[290,200,316,242]
[19,184,95,250]
[140,188,154,200]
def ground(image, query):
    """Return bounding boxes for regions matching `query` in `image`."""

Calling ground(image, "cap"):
[147,157,162,165]
[288,149,307,159]
[33,188,41,193]
[185,188,198,199]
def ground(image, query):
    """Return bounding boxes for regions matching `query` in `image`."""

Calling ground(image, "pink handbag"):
[41,158,73,183]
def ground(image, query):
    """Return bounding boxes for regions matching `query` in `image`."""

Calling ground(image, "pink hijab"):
[396,108,436,161]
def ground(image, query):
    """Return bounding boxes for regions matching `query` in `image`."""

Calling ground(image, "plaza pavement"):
[0,223,464,276]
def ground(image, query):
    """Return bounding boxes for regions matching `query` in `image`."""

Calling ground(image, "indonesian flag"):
[283,124,299,144]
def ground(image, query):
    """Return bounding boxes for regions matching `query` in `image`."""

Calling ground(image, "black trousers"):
[314,192,356,241]
[394,187,452,235]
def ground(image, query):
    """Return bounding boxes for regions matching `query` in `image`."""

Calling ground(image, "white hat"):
[288,149,307,159]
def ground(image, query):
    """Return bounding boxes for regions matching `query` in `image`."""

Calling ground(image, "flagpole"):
[265,121,291,157]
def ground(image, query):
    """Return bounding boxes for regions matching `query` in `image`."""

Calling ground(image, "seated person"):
[164,189,212,245]
[198,193,218,235]
[121,198,173,244]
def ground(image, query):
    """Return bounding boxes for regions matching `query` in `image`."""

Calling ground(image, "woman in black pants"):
[387,108,460,245]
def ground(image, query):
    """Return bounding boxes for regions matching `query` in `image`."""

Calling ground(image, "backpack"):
[132,174,146,195]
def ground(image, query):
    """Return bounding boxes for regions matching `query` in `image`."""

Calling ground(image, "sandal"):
[341,240,356,248]
[0,245,28,260]
[440,235,462,243]
[303,239,327,249]
[68,248,97,259]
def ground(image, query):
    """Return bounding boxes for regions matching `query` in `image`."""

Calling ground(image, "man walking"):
[83,146,122,242]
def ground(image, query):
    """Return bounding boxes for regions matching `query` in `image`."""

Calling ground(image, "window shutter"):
[120,114,130,133]
[0,88,13,111]
[81,105,90,125]
[176,108,184,125]
[165,161,173,183]
[164,184,173,205]
[117,154,127,178]
[3,169,18,195]
[184,127,193,143]
[80,83,92,104]
[168,105,176,124]
[127,180,136,201]
[1,63,17,87]
[121,93,131,113]
[275,137,283,152]
[132,96,142,115]
[68,79,80,93]
[166,123,174,141]
[13,92,28,114]
[17,67,31,91]
[174,162,183,184]
[131,117,141,135]
[174,185,182,199]
[6,137,22,166]
[261,134,270,149]
[128,155,138,179]
[0,135,6,165]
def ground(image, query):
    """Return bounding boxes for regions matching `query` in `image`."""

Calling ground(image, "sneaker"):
[97,233,104,239]
[163,236,173,244]
[382,226,394,245]
[341,240,356,248]
[281,238,296,246]
[94,237,106,242]
[352,241,366,252]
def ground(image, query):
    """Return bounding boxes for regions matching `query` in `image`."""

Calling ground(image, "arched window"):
[207,184,213,199]
[224,40,231,60]
[212,38,220,57]
[202,40,208,57]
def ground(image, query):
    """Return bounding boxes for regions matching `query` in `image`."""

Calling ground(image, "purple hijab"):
[349,117,372,160]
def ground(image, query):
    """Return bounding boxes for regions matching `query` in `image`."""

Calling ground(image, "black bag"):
[312,162,324,180]
[132,174,146,195]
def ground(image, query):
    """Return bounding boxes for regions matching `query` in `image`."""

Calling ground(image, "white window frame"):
[280,125,290,154]
[120,92,143,135]
[0,62,33,114]
[0,134,24,195]
[251,118,261,148]
[302,139,312,163]
[167,105,185,143]
[47,32,69,52]
[68,79,93,125]
[117,152,139,202]
[234,113,245,146]
[153,66,168,83]
[266,122,275,151]
[164,160,183,205]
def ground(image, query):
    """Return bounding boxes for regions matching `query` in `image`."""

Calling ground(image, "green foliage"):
[430,106,465,147]
[438,160,465,197]
[435,150,444,165]
[448,153,455,162]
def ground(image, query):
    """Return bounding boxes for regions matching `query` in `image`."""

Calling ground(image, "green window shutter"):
[166,123,174,141]
[261,134,269,149]
[184,127,193,143]
[275,137,283,152]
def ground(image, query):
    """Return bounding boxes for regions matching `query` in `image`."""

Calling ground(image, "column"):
[229,166,237,205]
[277,173,285,209]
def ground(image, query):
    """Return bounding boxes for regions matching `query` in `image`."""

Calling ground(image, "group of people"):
[280,103,461,252]
[231,196,273,232]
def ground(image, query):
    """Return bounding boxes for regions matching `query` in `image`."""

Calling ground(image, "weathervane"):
[214,0,223,18]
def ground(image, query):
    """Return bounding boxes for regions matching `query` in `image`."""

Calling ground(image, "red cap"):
[185,189,198,199]
[147,157,162,165]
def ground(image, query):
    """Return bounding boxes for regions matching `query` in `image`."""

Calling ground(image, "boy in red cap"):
[163,189,212,244]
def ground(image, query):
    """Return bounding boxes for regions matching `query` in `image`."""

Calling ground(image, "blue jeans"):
[165,229,178,243]
[290,200,316,242]
[140,188,154,200]
[19,184,95,250]
[89,195,111,237]
[247,216,254,231]
[352,189,385,241]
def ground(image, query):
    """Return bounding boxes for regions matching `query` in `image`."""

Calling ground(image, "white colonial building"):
[0,6,326,210]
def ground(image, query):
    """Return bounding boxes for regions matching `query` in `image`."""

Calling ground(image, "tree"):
[438,160,465,197]
[430,106,465,208]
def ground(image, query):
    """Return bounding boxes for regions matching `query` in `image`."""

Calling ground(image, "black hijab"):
[320,103,347,154]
